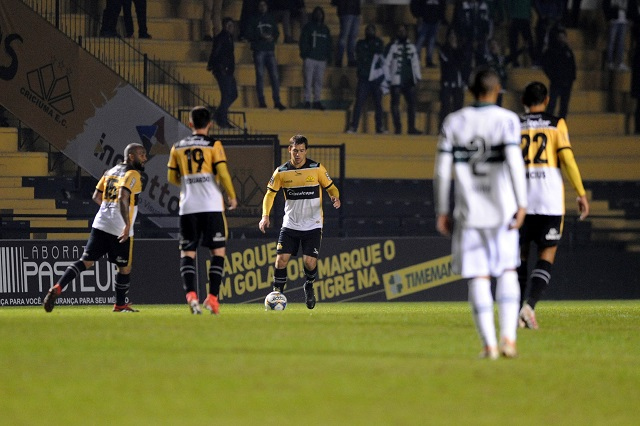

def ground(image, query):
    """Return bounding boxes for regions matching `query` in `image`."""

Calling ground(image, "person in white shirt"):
[434,67,527,359]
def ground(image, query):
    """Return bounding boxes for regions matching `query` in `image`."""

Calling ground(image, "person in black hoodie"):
[542,28,576,118]
[438,29,465,128]
[299,6,332,109]
[207,17,238,128]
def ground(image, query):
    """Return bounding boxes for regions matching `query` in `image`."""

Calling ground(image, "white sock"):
[496,270,521,342]
[468,278,496,348]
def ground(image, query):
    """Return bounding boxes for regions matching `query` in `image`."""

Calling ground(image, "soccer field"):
[1,301,639,425]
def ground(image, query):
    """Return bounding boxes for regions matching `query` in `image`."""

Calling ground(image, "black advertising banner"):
[0,238,466,307]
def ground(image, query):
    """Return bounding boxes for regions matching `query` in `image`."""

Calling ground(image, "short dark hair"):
[190,106,211,129]
[522,81,548,107]
[124,143,144,160]
[468,67,500,98]
[289,134,308,149]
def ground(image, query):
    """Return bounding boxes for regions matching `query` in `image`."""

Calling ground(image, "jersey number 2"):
[521,133,548,165]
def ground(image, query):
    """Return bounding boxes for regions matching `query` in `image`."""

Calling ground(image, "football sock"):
[528,260,552,309]
[115,273,131,306]
[208,255,225,297]
[468,278,497,348]
[304,266,317,284]
[273,267,287,291]
[180,256,197,294]
[496,270,521,343]
[57,260,87,288]
[517,261,528,306]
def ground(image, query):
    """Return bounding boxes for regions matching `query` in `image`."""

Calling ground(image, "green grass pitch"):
[1,301,639,425]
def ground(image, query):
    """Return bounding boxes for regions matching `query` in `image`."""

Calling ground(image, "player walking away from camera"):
[43,144,147,313]
[259,135,340,309]
[434,68,527,359]
[167,106,238,315]
[518,81,589,329]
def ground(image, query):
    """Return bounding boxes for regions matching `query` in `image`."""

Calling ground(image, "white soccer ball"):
[264,291,287,311]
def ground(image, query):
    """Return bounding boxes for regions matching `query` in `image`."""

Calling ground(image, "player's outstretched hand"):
[436,214,452,237]
[509,207,527,230]
[118,225,130,243]
[259,215,270,233]
[331,196,341,209]
[577,195,589,221]
[228,198,238,211]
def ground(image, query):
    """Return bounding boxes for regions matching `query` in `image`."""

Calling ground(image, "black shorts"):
[519,215,564,249]
[276,227,322,257]
[179,211,227,251]
[82,228,133,267]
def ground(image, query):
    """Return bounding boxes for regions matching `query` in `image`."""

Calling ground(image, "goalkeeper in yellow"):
[518,82,590,329]
[259,134,341,309]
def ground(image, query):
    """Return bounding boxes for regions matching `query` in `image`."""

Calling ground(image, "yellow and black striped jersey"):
[92,163,142,237]
[520,112,584,215]
[266,159,337,231]
[168,134,229,215]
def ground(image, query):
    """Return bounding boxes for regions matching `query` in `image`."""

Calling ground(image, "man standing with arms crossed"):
[259,135,341,309]
[434,68,527,359]
[168,106,238,315]
[44,143,147,312]
[518,81,589,329]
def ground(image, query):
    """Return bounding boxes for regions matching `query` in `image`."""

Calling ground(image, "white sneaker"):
[519,303,539,330]
[345,127,356,134]
[479,345,499,360]
[499,337,518,358]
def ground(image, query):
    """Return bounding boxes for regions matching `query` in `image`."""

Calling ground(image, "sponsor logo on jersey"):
[306,176,315,182]
[285,187,319,200]
[129,177,137,189]
[545,228,561,241]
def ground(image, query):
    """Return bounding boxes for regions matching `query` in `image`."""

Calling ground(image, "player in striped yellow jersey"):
[168,106,237,315]
[43,143,147,313]
[518,82,590,329]
[259,134,341,309]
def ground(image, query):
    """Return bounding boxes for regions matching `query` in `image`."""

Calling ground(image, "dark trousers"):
[213,71,238,125]
[548,81,572,118]
[509,18,536,65]
[390,84,417,133]
[351,78,384,132]
[123,0,148,36]
[634,98,640,135]
[100,0,122,34]
[439,85,464,128]
[253,50,281,105]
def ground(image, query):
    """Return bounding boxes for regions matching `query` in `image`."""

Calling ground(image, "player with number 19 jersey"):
[520,112,586,215]
[435,104,527,228]
[167,134,232,215]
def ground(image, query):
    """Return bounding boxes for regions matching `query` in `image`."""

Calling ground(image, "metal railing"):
[21,0,247,132]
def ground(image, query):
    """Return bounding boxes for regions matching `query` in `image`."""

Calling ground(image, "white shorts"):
[451,225,520,278]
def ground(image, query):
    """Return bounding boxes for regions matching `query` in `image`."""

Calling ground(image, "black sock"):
[273,267,287,291]
[115,273,130,306]
[208,255,225,297]
[304,266,317,284]
[517,261,528,306]
[528,260,552,309]
[58,260,87,288]
[180,257,197,294]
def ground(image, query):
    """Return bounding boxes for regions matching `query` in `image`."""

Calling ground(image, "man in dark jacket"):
[299,6,332,109]
[410,0,446,67]
[207,17,238,128]
[542,28,576,118]
[247,0,286,110]
[438,29,465,128]
[346,24,386,134]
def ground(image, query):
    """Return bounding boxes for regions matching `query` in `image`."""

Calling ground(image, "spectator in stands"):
[332,0,361,67]
[602,0,638,71]
[347,24,386,134]
[202,0,233,41]
[299,6,332,110]
[453,0,492,83]
[207,17,238,128]
[566,0,582,28]
[99,0,122,37]
[247,0,287,110]
[290,0,308,38]
[43,144,147,313]
[533,0,565,62]
[123,0,151,38]
[505,0,537,67]
[542,27,576,118]
[385,24,422,135]
[632,28,640,134]
[410,0,447,68]
[271,0,295,43]
[239,0,260,41]
[476,38,508,105]
[438,29,465,128]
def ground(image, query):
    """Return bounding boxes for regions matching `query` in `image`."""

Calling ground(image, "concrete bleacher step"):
[0,187,35,199]
[0,127,18,151]
[0,199,57,209]
[0,153,49,176]
[0,177,23,187]
[32,232,90,240]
